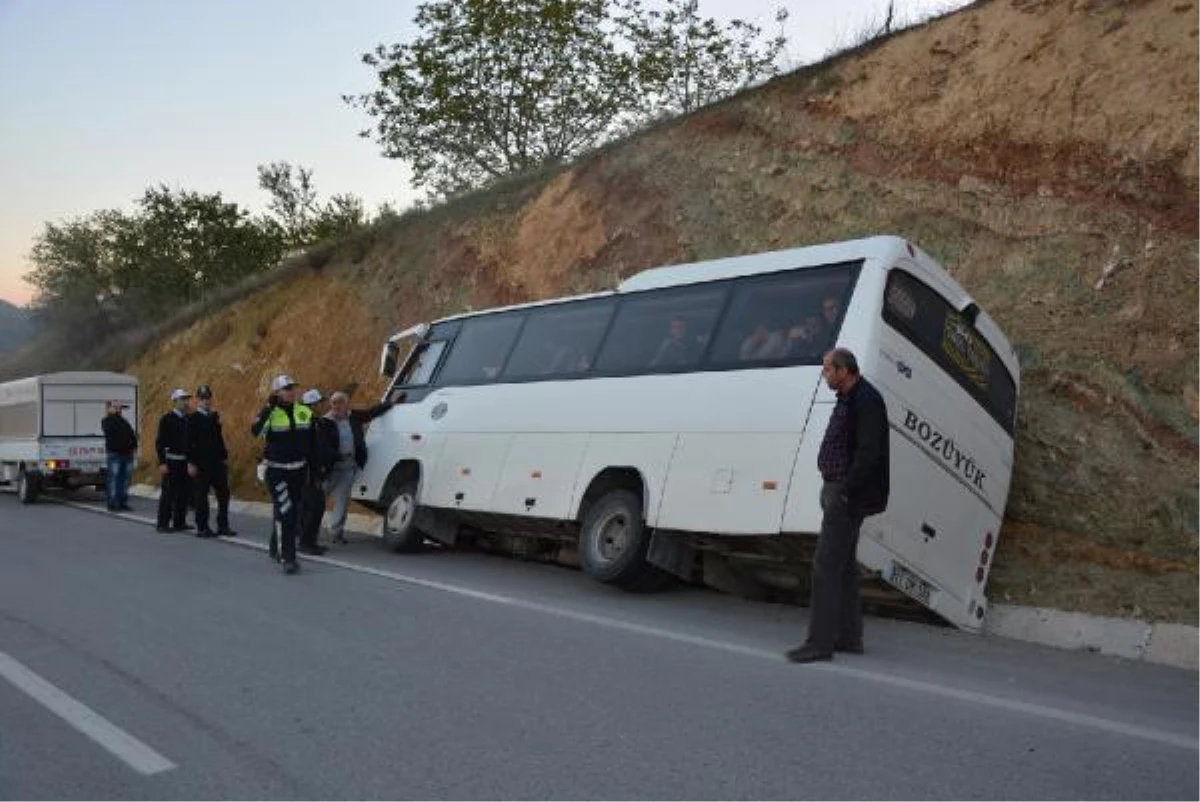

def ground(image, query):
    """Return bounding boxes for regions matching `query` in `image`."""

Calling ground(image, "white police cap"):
[270,374,298,392]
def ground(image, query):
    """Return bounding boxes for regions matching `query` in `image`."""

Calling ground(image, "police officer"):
[251,374,316,574]
[297,388,336,556]
[155,388,192,533]
[187,384,236,538]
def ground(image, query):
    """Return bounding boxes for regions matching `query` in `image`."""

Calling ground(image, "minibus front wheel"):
[381,478,424,552]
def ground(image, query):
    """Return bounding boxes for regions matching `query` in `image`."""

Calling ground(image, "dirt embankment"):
[127,0,1198,622]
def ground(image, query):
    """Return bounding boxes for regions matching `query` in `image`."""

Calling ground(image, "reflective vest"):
[258,403,314,467]
[262,403,313,434]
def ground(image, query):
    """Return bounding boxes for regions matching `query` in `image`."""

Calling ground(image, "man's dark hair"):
[828,347,860,374]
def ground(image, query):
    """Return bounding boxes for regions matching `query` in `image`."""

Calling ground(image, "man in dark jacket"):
[155,388,192,533]
[252,374,316,574]
[187,384,236,538]
[101,401,138,511]
[297,388,337,555]
[322,389,400,544]
[787,347,890,664]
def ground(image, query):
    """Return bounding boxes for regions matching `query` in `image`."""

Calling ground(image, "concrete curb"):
[984,606,1152,661]
[128,484,1198,671]
[983,605,1197,670]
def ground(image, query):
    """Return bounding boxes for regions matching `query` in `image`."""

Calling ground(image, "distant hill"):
[0,300,33,353]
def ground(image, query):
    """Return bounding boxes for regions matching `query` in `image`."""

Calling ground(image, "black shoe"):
[282,560,300,575]
[298,544,327,556]
[834,639,864,654]
[216,528,237,537]
[118,504,134,512]
[785,644,834,664]
[333,533,348,544]
[196,528,218,538]
[156,525,171,533]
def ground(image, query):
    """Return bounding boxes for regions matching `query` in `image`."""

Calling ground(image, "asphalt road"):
[0,490,1196,800]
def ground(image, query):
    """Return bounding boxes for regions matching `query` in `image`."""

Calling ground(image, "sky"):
[0,0,967,306]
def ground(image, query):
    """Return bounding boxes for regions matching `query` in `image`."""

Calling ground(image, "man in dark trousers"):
[101,400,138,511]
[155,388,192,533]
[187,384,237,538]
[787,347,890,663]
[297,388,336,556]
[252,374,316,575]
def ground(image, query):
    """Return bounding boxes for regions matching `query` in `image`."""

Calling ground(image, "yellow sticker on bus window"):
[941,311,990,391]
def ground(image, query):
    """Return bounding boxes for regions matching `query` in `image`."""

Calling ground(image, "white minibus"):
[354,235,1019,630]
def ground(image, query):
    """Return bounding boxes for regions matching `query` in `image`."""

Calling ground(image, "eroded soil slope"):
[129,0,1199,621]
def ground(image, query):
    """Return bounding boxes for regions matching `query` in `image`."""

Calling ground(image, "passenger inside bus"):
[739,324,786,360]
[818,295,842,340]
[782,316,824,359]
[544,344,592,375]
[649,318,702,368]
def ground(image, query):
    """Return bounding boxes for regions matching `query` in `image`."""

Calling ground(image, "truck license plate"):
[888,561,933,605]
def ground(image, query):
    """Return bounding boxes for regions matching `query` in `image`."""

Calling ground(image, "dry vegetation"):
[111,0,1197,621]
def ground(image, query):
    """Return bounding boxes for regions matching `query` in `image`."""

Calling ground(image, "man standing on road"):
[101,400,137,512]
[297,388,335,556]
[187,384,237,539]
[155,388,193,533]
[252,375,316,575]
[787,348,890,664]
[322,389,399,544]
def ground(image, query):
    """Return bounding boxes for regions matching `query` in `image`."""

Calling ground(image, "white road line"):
[0,651,176,775]
[310,555,1200,752]
[68,500,1200,752]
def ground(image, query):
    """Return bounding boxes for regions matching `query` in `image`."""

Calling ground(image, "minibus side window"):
[707,263,859,367]
[501,299,616,380]
[594,286,727,374]
[437,314,526,385]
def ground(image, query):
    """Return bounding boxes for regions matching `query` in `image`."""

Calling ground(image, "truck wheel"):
[381,479,424,553]
[17,467,39,505]
[578,489,666,590]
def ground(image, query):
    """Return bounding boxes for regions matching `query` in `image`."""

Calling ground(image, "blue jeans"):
[106,454,133,508]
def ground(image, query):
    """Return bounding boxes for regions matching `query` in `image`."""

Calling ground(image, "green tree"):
[25,212,126,343]
[25,187,283,337]
[118,186,284,314]
[622,0,786,116]
[346,0,645,198]
[258,161,367,246]
[347,0,787,198]
[311,193,367,242]
[257,161,320,247]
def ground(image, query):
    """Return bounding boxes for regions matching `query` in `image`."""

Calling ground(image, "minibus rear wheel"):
[578,489,664,590]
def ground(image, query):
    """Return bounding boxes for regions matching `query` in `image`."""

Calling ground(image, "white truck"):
[0,371,140,504]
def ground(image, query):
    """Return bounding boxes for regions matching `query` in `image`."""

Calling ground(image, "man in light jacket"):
[322,390,400,543]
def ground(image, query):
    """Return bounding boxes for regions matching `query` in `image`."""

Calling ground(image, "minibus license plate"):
[889,561,932,605]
